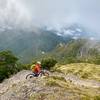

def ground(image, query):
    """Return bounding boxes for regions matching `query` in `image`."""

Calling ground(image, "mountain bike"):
[26,70,49,79]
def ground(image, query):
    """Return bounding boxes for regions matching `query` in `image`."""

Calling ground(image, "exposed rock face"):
[0,70,100,100]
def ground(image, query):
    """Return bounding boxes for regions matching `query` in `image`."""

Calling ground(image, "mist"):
[0,0,100,37]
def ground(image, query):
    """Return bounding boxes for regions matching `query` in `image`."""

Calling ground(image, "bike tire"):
[43,71,49,76]
[26,73,35,79]
[40,71,49,77]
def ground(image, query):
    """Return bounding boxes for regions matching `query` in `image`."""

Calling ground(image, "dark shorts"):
[33,73,39,77]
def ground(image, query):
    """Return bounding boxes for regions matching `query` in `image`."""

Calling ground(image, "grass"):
[30,93,59,100]
[30,63,100,100]
[45,78,60,87]
[45,76,69,88]
[55,63,100,81]
[29,75,100,100]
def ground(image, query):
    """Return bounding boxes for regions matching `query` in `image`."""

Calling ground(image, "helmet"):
[37,61,41,64]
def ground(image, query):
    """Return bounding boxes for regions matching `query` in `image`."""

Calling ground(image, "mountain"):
[0,27,68,63]
[37,39,100,64]
[0,24,99,63]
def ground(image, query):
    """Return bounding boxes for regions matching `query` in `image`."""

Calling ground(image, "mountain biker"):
[31,61,41,77]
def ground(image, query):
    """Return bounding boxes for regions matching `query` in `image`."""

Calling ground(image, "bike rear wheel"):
[43,71,49,76]
[39,70,49,77]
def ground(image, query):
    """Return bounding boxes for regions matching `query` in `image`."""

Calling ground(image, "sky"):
[0,0,100,35]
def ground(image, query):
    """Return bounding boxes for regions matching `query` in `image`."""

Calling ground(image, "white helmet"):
[37,61,41,64]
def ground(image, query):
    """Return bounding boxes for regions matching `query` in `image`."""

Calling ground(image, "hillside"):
[0,24,99,63]
[0,63,100,100]
[54,63,100,81]
[35,39,100,64]
[0,28,67,63]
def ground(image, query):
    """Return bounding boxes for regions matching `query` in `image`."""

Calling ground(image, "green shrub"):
[0,50,18,65]
[21,64,32,70]
[41,58,57,70]
[0,50,18,82]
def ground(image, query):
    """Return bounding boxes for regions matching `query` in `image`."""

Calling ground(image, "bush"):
[41,58,57,70]
[21,64,31,70]
[0,50,18,82]
[0,50,18,64]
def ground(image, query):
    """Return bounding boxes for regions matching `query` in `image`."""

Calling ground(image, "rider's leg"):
[33,72,39,77]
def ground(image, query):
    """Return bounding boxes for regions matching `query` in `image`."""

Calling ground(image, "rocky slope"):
[0,63,100,100]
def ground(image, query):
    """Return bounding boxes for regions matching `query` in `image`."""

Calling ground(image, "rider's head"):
[37,61,41,65]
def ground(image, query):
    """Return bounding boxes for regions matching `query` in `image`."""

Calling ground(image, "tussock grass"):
[45,76,69,88]
[55,63,100,81]
[30,75,100,100]
[30,63,100,100]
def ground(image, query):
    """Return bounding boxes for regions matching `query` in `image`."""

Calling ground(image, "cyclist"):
[31,61,41,77]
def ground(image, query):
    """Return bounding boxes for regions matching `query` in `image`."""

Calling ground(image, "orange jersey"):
[34,64,41,73]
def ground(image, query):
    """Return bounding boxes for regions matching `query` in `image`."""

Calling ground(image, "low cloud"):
[0,0,100,37]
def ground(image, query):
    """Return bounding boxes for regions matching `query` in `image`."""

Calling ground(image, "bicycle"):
[26,70,49,79]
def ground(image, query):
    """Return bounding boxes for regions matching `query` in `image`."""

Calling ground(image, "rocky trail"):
[0,70,100,100]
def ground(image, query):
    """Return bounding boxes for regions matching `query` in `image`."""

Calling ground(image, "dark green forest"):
[0,51,27,82]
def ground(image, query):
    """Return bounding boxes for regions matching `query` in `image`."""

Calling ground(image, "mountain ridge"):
[0,24,100,63]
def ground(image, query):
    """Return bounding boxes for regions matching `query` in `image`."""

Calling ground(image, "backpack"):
[30,64,35,70]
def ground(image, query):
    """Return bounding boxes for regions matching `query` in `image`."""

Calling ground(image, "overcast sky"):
[0,0,100,35]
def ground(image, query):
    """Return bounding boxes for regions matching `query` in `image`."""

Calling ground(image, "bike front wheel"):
[26,73,35,79]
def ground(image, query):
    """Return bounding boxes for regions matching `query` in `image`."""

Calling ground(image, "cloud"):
[76,28,82,32]
[0,0,33,29]
[63,30,74,36]
[0,0,100,37]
